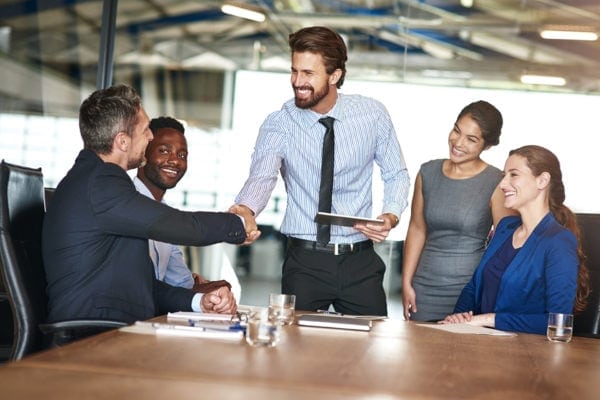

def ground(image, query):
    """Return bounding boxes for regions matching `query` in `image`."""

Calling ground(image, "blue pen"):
[188,319,246,331]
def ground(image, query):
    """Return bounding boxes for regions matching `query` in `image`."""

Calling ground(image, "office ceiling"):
[1,0,600,94]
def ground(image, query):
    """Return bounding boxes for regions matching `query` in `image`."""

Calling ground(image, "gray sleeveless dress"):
[410,159,503,322]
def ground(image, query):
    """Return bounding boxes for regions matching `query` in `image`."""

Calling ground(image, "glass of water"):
[245,309,280,347]
[268,293,296,325]
[547,312,574,342]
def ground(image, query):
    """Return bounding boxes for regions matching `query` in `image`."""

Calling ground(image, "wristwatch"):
[385,213,399,228]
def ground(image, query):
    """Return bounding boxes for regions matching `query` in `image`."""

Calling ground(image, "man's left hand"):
[353,213,397,243]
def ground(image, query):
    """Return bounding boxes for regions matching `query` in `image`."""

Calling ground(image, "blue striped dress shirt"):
[236,93,410,244]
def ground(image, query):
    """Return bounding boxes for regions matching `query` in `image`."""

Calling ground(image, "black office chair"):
[573,213,600,338]
[0,160,126,360]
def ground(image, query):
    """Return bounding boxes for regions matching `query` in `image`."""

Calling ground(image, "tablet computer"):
[314,212,384,227]
[297,314,372,331]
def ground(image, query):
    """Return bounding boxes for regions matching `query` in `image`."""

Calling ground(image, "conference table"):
[1,311,599,399]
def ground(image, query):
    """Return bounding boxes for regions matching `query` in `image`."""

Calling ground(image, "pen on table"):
[147,322,208,332]
[187,319,246,331]
[143,322,239,333]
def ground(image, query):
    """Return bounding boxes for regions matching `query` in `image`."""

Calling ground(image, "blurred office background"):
[1,1,599,315]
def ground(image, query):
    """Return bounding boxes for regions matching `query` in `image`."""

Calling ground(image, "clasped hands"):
[200,285,238,315]
[438,311,496,328]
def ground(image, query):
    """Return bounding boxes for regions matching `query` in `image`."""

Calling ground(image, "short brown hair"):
[79,84,141,154]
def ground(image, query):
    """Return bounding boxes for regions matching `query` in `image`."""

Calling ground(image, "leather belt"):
[287,237,373,256]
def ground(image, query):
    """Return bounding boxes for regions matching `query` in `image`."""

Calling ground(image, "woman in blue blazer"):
[440,145,590,334]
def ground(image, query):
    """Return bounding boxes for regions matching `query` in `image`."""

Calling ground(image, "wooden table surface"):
[1,316,599,399]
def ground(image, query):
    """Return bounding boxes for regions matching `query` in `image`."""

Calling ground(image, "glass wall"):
[1,1,598,292]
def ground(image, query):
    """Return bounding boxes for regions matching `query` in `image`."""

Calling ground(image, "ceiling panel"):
[0,0,599,93]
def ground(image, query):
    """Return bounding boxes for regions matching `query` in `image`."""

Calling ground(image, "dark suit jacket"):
[42,150,246,323]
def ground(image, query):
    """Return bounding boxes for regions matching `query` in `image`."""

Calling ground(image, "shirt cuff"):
[191,293,204,312]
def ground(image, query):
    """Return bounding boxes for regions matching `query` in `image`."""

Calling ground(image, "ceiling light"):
[540,29,598,41]
[421,42,454,60]
[520,74,566,86]
[221,4,265,22]
[422,70,473,80]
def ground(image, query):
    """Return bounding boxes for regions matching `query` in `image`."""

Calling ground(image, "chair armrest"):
[39,319,127,334]
[39,320,128,346]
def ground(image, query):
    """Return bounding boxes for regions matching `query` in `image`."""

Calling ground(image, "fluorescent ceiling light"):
[422,69,473,79]
[421,42,454,60]
[520,74,566,86]
[221,4,265,22]
[540,30,598,41]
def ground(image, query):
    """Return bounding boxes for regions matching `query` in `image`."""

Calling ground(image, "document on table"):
[416,323,517,337]
[167,306,259,322]
[120,321,244,340]
[167,311,235,322]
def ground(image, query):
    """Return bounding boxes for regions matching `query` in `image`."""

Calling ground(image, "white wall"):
[232,70,600,240]
[2,70,598,242]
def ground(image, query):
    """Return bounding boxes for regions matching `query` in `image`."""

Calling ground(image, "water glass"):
[268,293,296,325]
[547,312,573,342]
[245,309,280,347]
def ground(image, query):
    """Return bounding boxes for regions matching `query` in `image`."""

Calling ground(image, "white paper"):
[120,321,243,340]
[167,311,234,321]
[416,323,517,336]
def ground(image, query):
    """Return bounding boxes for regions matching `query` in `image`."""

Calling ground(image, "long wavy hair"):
[509,145,590,312]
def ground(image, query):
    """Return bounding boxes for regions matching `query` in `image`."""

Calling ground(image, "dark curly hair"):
[150,116,185,135]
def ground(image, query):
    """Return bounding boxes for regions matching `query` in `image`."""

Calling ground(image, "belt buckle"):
[333,243,354,255]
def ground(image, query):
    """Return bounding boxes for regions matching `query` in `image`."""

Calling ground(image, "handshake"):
[228,204,261,245]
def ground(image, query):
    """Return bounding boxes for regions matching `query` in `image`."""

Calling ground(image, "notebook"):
[297,314,373,331]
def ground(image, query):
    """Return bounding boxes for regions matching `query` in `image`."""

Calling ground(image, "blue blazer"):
[454,213,578,334]
[43,150,246,323]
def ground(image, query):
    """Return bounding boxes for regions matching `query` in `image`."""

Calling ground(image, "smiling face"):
[290,51,339,114]
[138,127,188,199]
[447,114,487,164]
[499,154,548,211]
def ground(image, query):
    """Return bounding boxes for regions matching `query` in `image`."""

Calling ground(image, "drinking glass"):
[268,293,296,325]
[547,312,573,342]
[245,309,280,347]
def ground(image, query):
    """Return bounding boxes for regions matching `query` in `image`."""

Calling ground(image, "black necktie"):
[317,117,335,245]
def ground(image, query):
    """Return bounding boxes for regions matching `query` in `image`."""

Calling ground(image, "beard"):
[127,152,146,170]
[143,164,181,191]
[294,83,329,109]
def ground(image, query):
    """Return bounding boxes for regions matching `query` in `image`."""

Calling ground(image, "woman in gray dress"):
[401,100,515,322]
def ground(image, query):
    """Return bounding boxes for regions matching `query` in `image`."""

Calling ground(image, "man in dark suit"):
[42,84,258,323]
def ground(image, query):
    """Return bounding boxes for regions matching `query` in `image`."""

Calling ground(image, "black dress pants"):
[281,244,387,316]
